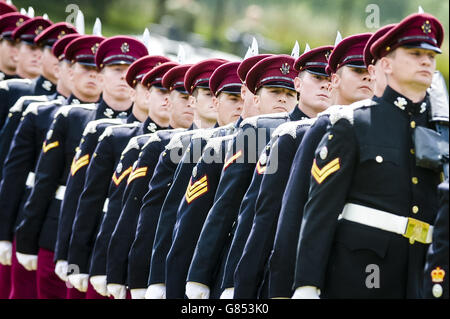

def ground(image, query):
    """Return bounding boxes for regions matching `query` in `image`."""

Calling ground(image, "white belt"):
[103,198,109,213]
[26,172,35,188]
[55,185,66,201]
[339,203,433,244]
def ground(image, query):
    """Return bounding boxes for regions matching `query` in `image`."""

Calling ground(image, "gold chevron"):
[185,175,208,204]
[112,166,133,186]
[127,167,148,184]
[70,154,90,176]
[256,160,266,175]
[311,158,340,184]
[223,150,242,171]
[42,141,59,153]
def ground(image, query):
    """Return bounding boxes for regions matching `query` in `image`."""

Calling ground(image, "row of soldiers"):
[0,1,448,299]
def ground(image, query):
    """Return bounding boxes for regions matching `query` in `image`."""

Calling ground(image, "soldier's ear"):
[331,72,340,89]
[188,95,196,108]
[294,76,302,93]
[212,95,219,112]
[380,56,393,77]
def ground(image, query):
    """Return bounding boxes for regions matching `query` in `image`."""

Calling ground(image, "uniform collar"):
[188,123,198,130]
[96,98,132,120]
[382,85,428,116]
[142,116,167,133]
[35,75,57,94]
[235,116,243,127]
[289,104,310,121]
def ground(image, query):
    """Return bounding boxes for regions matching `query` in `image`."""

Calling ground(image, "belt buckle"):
[403,217,430,244]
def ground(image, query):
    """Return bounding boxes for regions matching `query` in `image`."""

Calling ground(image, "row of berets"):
[0,2,448,299]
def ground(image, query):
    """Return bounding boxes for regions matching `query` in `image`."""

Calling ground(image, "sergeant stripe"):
[186,175,208,204]
[311,158,340,184]
[127,167,148,184]
[112,166,133,186]
[256,161,267,175]
[42,141,59,153]
[70,154,90,176]
[223,150,242,171]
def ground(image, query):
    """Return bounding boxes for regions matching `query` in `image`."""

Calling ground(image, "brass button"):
[412,177,419,184]
[412,206,419,214]
[410,121,416,129]
[375,156,383,163]
[410,148,415,155]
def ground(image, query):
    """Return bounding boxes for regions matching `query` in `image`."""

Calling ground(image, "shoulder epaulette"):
[239,112,288,129]
[54,103,97,118]
[121,135,142,156]
[22,99,63,117]
[272,118,316,139]
[191,128,216,141]
[9,95,49,114]
[165,130,196,151]
[204,134,234,154]
[82,118,123,136]
[328,98,377,126]
[98,123,139,142]
[0,78,33,91]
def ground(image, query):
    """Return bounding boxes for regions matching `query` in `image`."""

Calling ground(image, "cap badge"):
[16,18,25,27]
[325,50,332,61]
[431,267,445,283]
[394,97,407,110]
[35,25,44,35]
[91,43,100,54]
[280,63,290,75]
[58,30,66,39]
[421,20,431,34]
[121,42,130,54]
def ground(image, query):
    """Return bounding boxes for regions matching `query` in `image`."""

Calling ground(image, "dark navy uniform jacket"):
[14,100,131,255]
[0,71,19,81]
[423,180,448,299]
[266,110,337,298]
[186,107,304,295]
[105,133,158,285]
[294,86,441,298]
[165,133,236,298]
[0,93,64,179]
[53,117,129,263]
[106,129,192,286]
[0,96,74,242]
[88,121,173,277]
[0,76,57,129]
[227,118,313,299]
[148,123,236,292]
[67,117,162,274]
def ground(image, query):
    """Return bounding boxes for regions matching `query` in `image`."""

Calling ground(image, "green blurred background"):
[9,0,450,85]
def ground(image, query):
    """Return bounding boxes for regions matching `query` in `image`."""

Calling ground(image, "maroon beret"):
[12,17,53,45]
[142,62,179,89]
[34,22,77,48]
[237,54,272,83]
[64,35,106,67]
[294,45,334,77]
[52,34,81,61]
[371,13,444,61]
[0,13,29,40]
[209,61,242,96]
[95,35,148,69]
[162,64,193,93]
[125,55,171,88]
[184,58,227,95]
[326,33,372,75]
[0,2,17,15]
[245,54,297,95]
[363,24,396,67]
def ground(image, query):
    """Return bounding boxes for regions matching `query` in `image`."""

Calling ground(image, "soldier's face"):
[213,92,243,126]
[169,90,194,129]
[191,88,217,123]
[367,61,387,98]
[41,47,59,82]
[70,63,101,100]
[0,40,19,70]
[382,47,436,92]
[296,72,331,114]
[331,66,373,105]
[254,86,297,115]
[55,60,73,92]
[100,64,134,102]
[18,42,42,77]
[241,85,259,118]
[133,83,150,114]
[148,86,170,122]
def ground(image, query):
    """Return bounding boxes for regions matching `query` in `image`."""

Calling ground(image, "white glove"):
[107,284,127,299]
[291,286,320,299]
[185,281,210,299]
[90,275,110,297]
[67,273,89,292]
[130,288,147,299]
[145,283,166,299]
[16,251,37,271]
[220,287,234,299]
[54,260,69,282]
[0,241,12,266]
